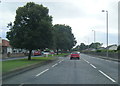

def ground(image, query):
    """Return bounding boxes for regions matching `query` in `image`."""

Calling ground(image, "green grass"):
[2,57,54,73]
[2,53,69,74]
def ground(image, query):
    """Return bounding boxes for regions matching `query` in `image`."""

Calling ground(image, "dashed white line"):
[85,60,89,63]
[90,64,96,69]
[36,69,49,77]
[58,61,62,63]
[82,59,89,64]
[19,83,24,86]
[52,63,58,67]
[98,70,116,83]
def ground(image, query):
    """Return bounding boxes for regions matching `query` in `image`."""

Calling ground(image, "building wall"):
[0,37,2,54]
[7,47,12,53]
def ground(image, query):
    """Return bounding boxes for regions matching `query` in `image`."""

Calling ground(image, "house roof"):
[2,39,11,47]
[107,44,117,48]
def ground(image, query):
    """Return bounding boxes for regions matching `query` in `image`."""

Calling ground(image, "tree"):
[89,42,103,49]
[6,2,53,60]
[79,43,87,51]
[53,24,76,54]
[117,45,120,51]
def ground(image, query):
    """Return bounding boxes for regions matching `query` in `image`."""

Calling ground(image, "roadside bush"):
[96,50,102,52]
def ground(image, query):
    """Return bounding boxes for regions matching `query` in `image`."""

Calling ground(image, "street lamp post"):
[92,30,96,49]
[92,30,96,43]
[102,10,108,57]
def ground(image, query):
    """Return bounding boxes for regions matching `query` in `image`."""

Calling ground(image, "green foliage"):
[74,42,103,51]
[53,24,77,53]
[79,43,88,50]
[117,45,120,50]
[89,42,103,49]
[6,2,53,60]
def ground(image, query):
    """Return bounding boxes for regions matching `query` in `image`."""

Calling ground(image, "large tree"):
[79,43,87,51]
[53,24,77,54]
[7,2,53,60]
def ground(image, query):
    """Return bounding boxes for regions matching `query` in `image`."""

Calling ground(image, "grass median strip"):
[2,57,55,74]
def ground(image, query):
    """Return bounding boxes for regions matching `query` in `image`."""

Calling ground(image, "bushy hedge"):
[96,50,118,53]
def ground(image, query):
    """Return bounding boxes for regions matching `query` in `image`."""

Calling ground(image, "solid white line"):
[90,64,96,69]
[36,69,49,77]
[98,70,116,82]
[52,63,58,67]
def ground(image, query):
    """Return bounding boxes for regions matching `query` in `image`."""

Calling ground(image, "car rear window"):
[71,52,78,54]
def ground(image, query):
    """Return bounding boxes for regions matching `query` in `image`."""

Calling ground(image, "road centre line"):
[98,70,116,83]
[58,61,62,63]
[90,64,96,69]
[52,63,58,67]
[36,69,49,77]
[84,60,90,63]
[19,83,24,86]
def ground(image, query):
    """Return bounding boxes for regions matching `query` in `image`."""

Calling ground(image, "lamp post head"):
[102,10,105,12]
[102,10,108,13]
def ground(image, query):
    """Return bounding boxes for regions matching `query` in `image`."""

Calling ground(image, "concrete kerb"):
[2,58,58,80]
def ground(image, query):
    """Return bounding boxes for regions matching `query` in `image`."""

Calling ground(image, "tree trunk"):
[56,48,58,55]
[28,49,32,60]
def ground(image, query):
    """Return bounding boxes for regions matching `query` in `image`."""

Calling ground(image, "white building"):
[107,45,117,50]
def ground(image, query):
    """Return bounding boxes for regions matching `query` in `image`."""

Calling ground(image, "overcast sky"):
[0,0,119,47]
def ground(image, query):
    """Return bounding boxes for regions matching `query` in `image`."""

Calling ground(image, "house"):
[97,47,105,50]
[107,45,118,50]
[2,39,12,54]
[0,37,2,55]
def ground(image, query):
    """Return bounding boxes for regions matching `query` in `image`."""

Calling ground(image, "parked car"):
[50,52,55,54]
[70,52,80,60]
[34,51,41,56]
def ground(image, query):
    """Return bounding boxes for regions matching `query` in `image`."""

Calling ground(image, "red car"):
[70,52,80,60]
[34,51,41,56]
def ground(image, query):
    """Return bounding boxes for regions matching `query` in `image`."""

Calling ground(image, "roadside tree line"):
[73,42,103,51]
[6,2,77,60]
[74,42,119,52]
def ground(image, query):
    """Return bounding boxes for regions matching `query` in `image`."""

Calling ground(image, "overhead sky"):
[0,0,119,47]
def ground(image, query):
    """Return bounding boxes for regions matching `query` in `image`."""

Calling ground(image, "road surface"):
[2,54,119,85]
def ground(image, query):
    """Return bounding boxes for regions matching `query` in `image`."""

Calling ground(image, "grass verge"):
[2,57,55,74]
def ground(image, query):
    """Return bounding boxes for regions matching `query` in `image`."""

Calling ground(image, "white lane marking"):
[90,64,96,69]
[86,60,90,63]
[52,63,58,67]
[82,59,90,64]
[98,70,116,83]
[58,61,62,63]
[36,69,49,77]
[19,83,24,86]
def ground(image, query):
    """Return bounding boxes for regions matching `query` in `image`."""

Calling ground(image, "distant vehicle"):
[50,52,55,54]
[34,51,41,56]
[70,52,80,60]
[42,51,50,55]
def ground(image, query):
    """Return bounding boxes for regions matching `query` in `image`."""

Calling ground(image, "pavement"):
[2,54,119,85]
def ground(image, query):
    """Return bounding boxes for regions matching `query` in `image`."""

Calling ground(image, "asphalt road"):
[2,54,119,85]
